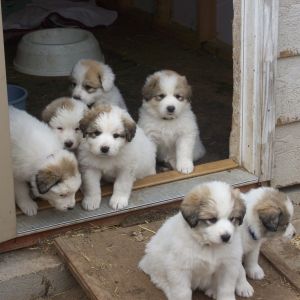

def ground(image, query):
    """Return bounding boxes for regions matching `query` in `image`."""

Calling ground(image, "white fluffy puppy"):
[42,97,87,151]
[9,107,81,216]
[139,181,246,300]
[78,104,156,210]
[71,59,127,109]
[138,70,206,174]
[236,187,296,297]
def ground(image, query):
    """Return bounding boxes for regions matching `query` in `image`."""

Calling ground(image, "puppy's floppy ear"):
[180,75,192,102]
[99,64,115,92]
[36,168,61,194]
[142,74,159,101]
[231,188,246,226]
[180,203,199,228]
[122,112,136,142]
[258,205,281,232]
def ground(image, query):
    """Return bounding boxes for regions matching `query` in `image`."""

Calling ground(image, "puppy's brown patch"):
[36,157,77,194]
[142,74,161,101]
[81,60,104,89]
[42,97,74,123]
[80,105,111,136]
[254,189,290,232]
[174,74,192,101]
[180,185,216,227]
[122,115,136,142]
[229,189,246,225]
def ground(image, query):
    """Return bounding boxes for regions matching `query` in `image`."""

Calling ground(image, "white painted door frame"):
[232,0,279,181]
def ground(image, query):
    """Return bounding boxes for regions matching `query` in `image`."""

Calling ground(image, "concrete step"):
[0,248,77,300]
[34,286,88,300]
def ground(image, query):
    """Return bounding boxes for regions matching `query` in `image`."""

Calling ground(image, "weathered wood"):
[276,57,300,126]
[272,122,300,187]
[0,6,17,243]
[231,0,278,181]
[278,0,300,58]
[16,159,239,215]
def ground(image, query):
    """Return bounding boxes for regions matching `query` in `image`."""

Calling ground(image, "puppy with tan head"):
[138,70,206,174]
[235,187,296,297]
[42,97,87,151]
[9,107,81,216]
[139,181,246,300]
[71,59,127,109]
[78,104,156,210]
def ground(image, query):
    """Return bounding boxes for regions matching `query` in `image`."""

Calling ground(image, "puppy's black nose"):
[67,206,74,210]
[167,105,175,113]
[101,146,109,153]
[64,141,74,148]
[221,233,231,243]
[73,95,81,100]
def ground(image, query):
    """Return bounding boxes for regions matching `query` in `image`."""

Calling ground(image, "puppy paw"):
[246,264,265,280]
[205,288,217,299]
[236,280,254,297]
[81,196,101,211]
[18,200,38,216]
[109,195,129,210]
[176,159,194,174]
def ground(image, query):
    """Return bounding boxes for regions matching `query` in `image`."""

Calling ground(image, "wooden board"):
[276,57,300,126]
[17,159,238,215]
[55,220,300,300]
[278,0,300,58]
[272,122,300,187]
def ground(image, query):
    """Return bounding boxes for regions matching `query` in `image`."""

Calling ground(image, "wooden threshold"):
[1,183,258,254]
[16,159,238,215]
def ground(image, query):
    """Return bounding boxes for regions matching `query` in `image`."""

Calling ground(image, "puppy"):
[71,59,127,109]
[78,104,156,210]
[235,187,296,297]
[9,106,81,216]
[42,97,87,151]
[139,181,246,300]
[138,70,206,174]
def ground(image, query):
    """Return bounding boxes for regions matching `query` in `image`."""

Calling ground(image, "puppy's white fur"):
[9,107,81,216]
[78,104,156,210]
[236,187,295,297]
[42,97,87,151]
[71,59,127,109]
[138,70,205,174]
[139,181,246,300]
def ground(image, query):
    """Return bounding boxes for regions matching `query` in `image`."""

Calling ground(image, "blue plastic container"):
[7,84,27,110]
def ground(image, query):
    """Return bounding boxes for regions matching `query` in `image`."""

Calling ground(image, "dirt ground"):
[54,219,300,300]
[4,16,233,163]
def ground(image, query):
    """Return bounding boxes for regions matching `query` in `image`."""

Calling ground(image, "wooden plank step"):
[55,221,300,300]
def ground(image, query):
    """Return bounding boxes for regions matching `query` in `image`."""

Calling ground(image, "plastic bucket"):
[7,84,27,110]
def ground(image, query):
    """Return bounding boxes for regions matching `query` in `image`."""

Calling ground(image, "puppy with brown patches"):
[138,70,205,174]
[9,106,81,216]
[42,97,87,151]
[235,187,296,297]
[139,181,246,300]
[71,59,127,109]
[78,104,156,210]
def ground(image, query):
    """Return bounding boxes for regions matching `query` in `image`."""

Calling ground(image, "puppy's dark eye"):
[57,127,63,131]
[206,218,217,224]
[229,217,242,225]
[60,194,67,197]
[71,82,76,88]
[94,130,101,137]
[175,94,184,101]
[84,84,96,93]
[156,94,166,101]
[113,133,120,139]
[75,128,80,132]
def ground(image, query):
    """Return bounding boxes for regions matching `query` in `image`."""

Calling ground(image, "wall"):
[272,0,300,187]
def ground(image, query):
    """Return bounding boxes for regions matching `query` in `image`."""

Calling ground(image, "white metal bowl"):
[14,28,104,76]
